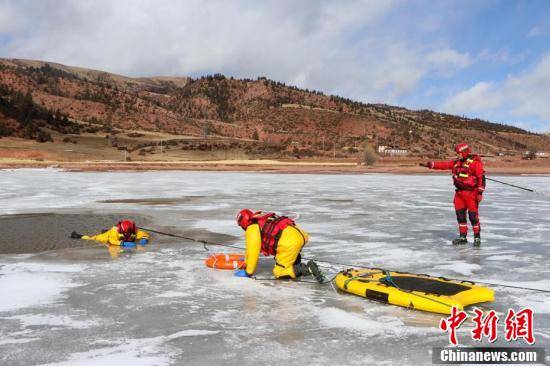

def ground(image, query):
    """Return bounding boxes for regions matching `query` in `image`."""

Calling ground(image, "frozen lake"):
[1,170,549,365]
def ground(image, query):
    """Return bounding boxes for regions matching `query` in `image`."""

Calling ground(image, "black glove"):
[70,231,83,239]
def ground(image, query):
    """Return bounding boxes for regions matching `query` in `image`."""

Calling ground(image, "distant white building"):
[378,145,409,156]
[535,151,548,158]
[377,145,388,153]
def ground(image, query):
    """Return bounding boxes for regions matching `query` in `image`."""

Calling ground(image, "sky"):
[0,0,549,132]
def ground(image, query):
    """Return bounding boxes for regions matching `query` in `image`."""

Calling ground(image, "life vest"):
[452,155,481,190]
[255,212,296,256]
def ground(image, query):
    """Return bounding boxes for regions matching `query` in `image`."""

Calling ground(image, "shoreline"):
[1,158,550,175]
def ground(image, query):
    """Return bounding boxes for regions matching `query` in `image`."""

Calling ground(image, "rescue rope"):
[138,227,242,251]
[307,256,550,294]
[486,177,535,193]
[139,226,550,293]
[486,177,550,197]
[251,276,320,284]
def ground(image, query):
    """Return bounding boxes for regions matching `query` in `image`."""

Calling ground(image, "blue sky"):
[0,0,549,132]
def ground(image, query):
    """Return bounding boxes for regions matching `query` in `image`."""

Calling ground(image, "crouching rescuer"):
[234,209,324,283]
[70,220,150,248]
[420,143,486,246]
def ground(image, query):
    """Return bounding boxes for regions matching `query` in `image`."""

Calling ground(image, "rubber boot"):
[452,235,468,245]
[473,235,481,247]
[307,260,325,283]
[293,262,311,277]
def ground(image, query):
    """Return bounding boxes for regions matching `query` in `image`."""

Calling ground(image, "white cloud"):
[504,53,550,122]
[477,48,528,65]
[0,0,471,103]
[0,2,23,33]
[426,48,472,75]
[442,81,501,114]
[527,25,550,38]
[441,53,550,130]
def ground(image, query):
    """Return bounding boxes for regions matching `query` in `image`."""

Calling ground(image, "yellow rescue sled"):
[334,268,494,315]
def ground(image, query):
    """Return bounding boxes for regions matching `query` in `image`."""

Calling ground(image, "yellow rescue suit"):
[244,223,309,278]
[82,227,149,246]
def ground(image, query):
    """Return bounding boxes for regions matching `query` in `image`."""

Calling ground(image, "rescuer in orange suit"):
[420,143,486,246]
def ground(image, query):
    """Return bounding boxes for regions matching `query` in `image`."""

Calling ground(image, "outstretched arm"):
[244,224,261,276]
[82,228,121,245]
[420,160,455,170]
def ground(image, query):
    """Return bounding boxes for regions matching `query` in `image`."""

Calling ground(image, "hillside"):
[1,58,549,161]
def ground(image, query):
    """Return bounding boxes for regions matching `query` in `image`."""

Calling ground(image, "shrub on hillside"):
[363,144,378,166]
[36,130,53,143]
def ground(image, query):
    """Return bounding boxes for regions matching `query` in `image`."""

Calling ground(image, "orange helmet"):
[236,209,254,230]
[116,220,137,241]
[455,143,471,158]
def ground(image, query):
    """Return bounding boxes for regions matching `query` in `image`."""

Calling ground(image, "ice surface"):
[0,262,83,312]
[0,171,549,365]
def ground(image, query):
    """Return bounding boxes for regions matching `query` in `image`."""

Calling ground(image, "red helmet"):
[236,209,254,230]
[117,220,137,241]
[455,143,471,158]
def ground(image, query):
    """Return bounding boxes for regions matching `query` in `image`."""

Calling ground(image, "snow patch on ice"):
[485,255,524,262]
[0,272,80,312]
[165,329,219,338]
[40,345,171,366]
[0,337,40,346]
[40,329,219,366]
[361,231,401,239]
[513,295,550,314]
[157,291,187,298]
[433,262,482,276]
[5,314,98,329]
[0,262,85,312]
[1,262,85,274]
[319,307,413,337]
[210,309,241,324]
[192,219,236,234]
[497,280,550,313]
[319,307,403,336]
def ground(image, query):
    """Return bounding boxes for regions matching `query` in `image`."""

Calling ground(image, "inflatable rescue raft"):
[335,268,494,315]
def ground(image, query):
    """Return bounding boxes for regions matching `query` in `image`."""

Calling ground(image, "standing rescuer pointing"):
[420,143,486,246]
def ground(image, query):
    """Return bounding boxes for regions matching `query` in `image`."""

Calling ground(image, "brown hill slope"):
[1,58,549,160]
